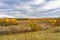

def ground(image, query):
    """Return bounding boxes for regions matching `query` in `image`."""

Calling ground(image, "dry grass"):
[0,18,60,40]
[0,28,60,40]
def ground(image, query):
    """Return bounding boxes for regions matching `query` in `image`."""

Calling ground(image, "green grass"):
[0,29,60,40]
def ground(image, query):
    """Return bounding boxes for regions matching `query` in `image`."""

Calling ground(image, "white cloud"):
[39,0,60,10]
[12,11,37,18]
[14,5,31,10]
[12,0,60,18]
[0,0,60,18]
[33,0,44,4]
[14,4,34,13]
[0,14,15,18]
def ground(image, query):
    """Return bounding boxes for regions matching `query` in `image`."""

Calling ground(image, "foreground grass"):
[0,29,60,40]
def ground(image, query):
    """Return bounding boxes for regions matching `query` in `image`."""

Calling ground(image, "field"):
[0,28,60,40]
[0,18,60,40]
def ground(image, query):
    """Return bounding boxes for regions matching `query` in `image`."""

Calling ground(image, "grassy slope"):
[0,28,60,40]
[0,18,60,40]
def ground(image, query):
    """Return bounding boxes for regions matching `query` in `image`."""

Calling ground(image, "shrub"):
[27,23,40,31]
[0,18,18,26]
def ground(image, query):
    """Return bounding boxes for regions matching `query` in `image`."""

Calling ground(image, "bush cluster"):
[27,22,41,31]
[0,18,18,26]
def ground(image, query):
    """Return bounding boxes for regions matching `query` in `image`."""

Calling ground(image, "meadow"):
[0,18,60,40]
[0,28,60,40]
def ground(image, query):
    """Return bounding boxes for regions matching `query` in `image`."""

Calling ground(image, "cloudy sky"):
[0,0,60,18]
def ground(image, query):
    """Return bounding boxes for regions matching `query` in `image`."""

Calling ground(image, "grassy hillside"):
[0,18,60,40]
[0,28,60,40]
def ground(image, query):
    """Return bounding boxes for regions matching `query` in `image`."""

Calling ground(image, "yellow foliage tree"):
[49,19,56,24]
[0,18,18,26]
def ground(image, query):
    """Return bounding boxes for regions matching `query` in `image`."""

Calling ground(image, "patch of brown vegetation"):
[0,18,60,35]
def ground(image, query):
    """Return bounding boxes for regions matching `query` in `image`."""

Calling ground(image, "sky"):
[0,0,60,18]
